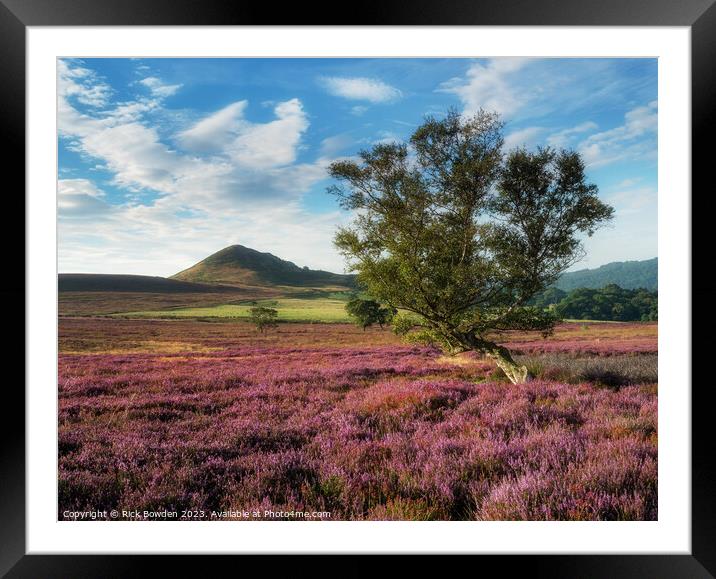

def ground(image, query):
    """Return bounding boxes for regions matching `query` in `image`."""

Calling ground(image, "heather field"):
[59,318,657,521]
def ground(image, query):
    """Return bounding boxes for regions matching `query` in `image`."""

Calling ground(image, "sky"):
[58,57,657,276]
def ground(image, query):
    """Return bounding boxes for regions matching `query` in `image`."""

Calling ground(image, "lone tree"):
[345,297,396,330]
[248,306,279,333]
[327,109,613,384]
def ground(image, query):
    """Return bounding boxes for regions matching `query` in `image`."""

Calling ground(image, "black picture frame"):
[4,1,713,576]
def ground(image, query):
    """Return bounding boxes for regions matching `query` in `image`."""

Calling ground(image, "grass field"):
[114,297,353,322]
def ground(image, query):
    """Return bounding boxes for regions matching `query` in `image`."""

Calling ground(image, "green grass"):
[114,297,353,323]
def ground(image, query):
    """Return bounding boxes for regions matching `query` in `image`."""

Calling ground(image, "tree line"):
[347,282,656,334]
[530,284,657,322]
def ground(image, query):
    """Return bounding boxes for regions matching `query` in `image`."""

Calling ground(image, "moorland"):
[58,246,658,521]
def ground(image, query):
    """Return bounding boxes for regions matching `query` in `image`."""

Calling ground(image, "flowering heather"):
[59,319,657,521]
[501,321,657,356]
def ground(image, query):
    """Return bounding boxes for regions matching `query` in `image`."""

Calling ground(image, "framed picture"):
[7,0,712,575]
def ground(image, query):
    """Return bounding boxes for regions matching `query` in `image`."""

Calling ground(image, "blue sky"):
[58,57,657,276]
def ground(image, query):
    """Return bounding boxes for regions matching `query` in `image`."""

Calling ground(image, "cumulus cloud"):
[227,99,309,168]
[438,58,530,117]
[177,99,309,169]
[57,60,324,202]
[320,76,402,103]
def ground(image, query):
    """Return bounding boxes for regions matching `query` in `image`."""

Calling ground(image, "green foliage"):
[529,286,567,308]
[554,284,657,321]
[391,312,422,337]
[327,108,614,362]
[345,298,396,330]
[248,306,279,333]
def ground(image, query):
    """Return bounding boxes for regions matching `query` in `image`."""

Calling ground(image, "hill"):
[171,245,355,288]
[59,273,241,293]
[555,258,657,292]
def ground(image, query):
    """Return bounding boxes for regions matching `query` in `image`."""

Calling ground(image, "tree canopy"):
[345,298,396,330]
[554,284,657,322]
[248,306,279,333]
[327,109,614,383]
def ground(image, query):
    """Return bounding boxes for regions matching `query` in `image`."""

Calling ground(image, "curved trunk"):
[486,345,530,384]
[461,333,530,384]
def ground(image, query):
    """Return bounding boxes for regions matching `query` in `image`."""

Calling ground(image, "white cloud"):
[139,76,183,98]
[372,130,401,145]
[58,64,168,138]
[177,101,248,153]
[437,58,651,126]
[437,58,530,117]
[605,185,656,215]
[227,99,309,168]
[58,60,322,204]
[578,101,657,167]
[503,126,544,150]
[319,133,354,157]
[177,99,309,169]
[105,99,162,126]
[546,121,598,148]
[59,178,105,199]
[58,62,110,136]
[320,76,402,103]
[58,179,112,218]
[614,177,642,188]
[57,59,112,108]
[80,122,182,192]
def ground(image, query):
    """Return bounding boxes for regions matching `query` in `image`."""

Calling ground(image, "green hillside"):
[171,245,355,288]
[556,258,657,292]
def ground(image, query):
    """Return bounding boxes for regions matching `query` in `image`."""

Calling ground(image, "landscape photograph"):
[58,57,658,522]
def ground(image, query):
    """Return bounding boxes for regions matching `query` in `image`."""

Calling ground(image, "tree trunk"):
[486,345,530,385]
[448,333,531,385]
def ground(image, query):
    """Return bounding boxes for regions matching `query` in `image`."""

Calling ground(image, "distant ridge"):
[61,254,656,294]
[171,245,355,288]
[59,273,240,293]
[555,258,657,292]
